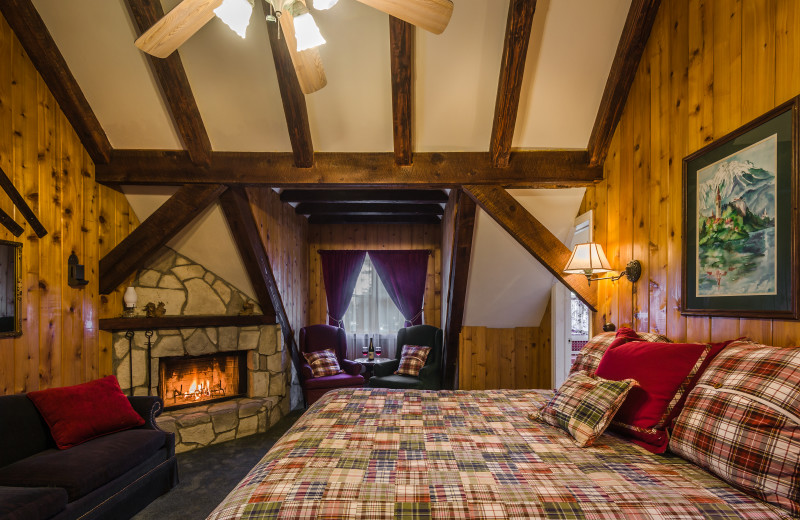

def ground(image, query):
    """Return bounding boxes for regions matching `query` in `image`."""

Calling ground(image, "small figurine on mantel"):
[239,301,255,316]
[144,302,166,318]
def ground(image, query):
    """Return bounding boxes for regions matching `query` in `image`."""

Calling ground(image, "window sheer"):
[342,254,404,359]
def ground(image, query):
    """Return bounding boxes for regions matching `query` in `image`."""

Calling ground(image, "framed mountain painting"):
[682,96,799,319]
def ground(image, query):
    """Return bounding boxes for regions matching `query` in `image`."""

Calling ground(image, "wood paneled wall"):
[0,12,137,394]
[247,188,309,342]
[458,301,552,390]
[307,224,441,328]
[583,0,800,346]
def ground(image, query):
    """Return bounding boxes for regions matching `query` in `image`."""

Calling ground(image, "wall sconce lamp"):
[123,286,138,318]
[564,242,642,286]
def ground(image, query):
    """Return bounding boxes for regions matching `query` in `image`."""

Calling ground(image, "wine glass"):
[361,344,368,357]
[375,343,382,357]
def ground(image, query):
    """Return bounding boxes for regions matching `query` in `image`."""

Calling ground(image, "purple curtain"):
[319,250,366,328]
[368,250,431,326]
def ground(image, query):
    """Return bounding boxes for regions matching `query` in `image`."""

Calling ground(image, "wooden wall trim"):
[443,190,476,389]
[95,150,602,187]
[0,0,112,164]
[490,0,537,168]
[125,0,213,167]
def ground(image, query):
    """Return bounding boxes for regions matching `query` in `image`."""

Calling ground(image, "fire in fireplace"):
[158,352,247,411]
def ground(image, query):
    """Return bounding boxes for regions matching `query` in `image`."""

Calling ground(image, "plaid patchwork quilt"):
[207,388,790,519]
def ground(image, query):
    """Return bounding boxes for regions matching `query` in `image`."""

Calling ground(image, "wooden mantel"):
[98,314,277,331]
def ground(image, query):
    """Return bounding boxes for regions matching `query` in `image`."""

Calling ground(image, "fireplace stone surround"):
[111,248,292,452]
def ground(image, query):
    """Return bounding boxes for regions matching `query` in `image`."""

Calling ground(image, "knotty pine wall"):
[458,301,553,390]
[582,0,800,346]
[247,188,309,343]
[0,12,138,394]
[307,224,441,329]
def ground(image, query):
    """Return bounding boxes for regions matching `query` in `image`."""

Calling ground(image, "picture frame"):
[682,96,799,319]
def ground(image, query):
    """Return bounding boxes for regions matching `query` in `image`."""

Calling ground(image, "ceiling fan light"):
[293,12,326,51]
[214,0,254,38]
[313,0,339,9]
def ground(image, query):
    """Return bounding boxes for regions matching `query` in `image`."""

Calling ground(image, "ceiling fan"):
[134,0,454,94]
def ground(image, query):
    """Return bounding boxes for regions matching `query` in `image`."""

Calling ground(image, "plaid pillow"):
[395,345,431,377]
[530,371,638,447]
[570,330,672,376]
[303,349,343,378]
[670,340,800,516]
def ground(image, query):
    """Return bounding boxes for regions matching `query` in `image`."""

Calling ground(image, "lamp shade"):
[123,286,138,309]
[564,243,613,275]
[214,0,254,38]
[313,0,339,9]
[292,11,326,51]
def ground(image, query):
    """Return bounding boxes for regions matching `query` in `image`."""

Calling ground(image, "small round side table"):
[353,357,394,382]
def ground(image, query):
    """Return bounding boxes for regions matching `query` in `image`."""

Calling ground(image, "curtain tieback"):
[405,309,423,327]
[327,313,344,328]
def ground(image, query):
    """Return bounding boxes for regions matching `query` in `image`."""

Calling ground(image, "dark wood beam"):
[99,184,226,294]
[0,208,23,237]
[0,0,112,164]
[0,166,46,237]
[390,17,414,166]
[463,185,597,311]
[125,0,212,167]
[218,187,303,385]
[263,0,314,168]
[443,190,476,390]
[96,150,602,187]
[307,215,440,225]
[295,203,444,216]
[587,0,661,166]
[490,0,537,168]
[282,189,448,204]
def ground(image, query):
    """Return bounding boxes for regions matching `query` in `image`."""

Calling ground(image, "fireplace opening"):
[159,352,248,411]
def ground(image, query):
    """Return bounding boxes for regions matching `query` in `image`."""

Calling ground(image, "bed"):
[206,388,790,519]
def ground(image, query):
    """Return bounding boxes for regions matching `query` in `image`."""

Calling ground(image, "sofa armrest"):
[418,362,442,390]
[301,363,314,380]
[373,359,400,377]
[341,359,361,376]
[127,396,163,430]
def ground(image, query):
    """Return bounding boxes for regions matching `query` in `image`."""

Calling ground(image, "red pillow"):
[595,341,712,453]
[27,376,144,449]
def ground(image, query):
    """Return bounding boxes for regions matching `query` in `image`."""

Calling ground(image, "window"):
[343,254,405,334]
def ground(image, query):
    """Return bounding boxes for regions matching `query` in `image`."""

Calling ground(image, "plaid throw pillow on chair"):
[303,349,343,378]
[395,345,431,377]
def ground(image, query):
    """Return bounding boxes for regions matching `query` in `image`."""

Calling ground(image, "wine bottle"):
[368,337,375,360]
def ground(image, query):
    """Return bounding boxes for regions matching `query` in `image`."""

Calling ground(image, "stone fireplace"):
[111,248,292,452]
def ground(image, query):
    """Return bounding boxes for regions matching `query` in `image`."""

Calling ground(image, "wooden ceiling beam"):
[443,190,476,390]
[463,185,597,311]
[281,189,448,204]
[99,184,227,294]
[218,187,304,385]
[0,166,47,237]
[390,17,414,166]
[0,0,112,164]
[295,203,444,216]
[587,0,661,166]
[96,150,602,187]
[263,0,314,168]
[125,0,213,167]
[307,215,440,225]
[490,0,537,168]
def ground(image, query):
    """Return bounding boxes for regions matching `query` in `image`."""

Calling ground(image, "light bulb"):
[313,0,339,9]
[293,11,326,51]
[214,0,254,38]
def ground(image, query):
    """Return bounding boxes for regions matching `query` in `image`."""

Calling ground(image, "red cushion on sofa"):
[595,341,711,453]
[27,376,144,449]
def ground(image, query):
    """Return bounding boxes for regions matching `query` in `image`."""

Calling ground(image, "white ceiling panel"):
[513,0,631,149]
[463,188,585,328]
[31,0,182,149]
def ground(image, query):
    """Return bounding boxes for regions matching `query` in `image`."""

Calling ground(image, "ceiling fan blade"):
[135,0,224,58]
[278,7,327,94]
[353,0,453,34]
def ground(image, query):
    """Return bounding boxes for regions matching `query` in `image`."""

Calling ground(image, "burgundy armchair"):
[299,325,364,405]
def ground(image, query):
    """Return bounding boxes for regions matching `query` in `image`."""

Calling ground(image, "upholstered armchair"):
[299,325,364,405]
[368,325,443,390]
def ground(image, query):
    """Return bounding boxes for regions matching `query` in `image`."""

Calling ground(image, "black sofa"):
[0,393,178,520]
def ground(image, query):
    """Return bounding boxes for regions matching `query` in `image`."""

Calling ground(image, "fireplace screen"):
[159,352,247,411]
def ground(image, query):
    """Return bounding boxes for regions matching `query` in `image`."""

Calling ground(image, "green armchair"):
[368,325,443,390]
